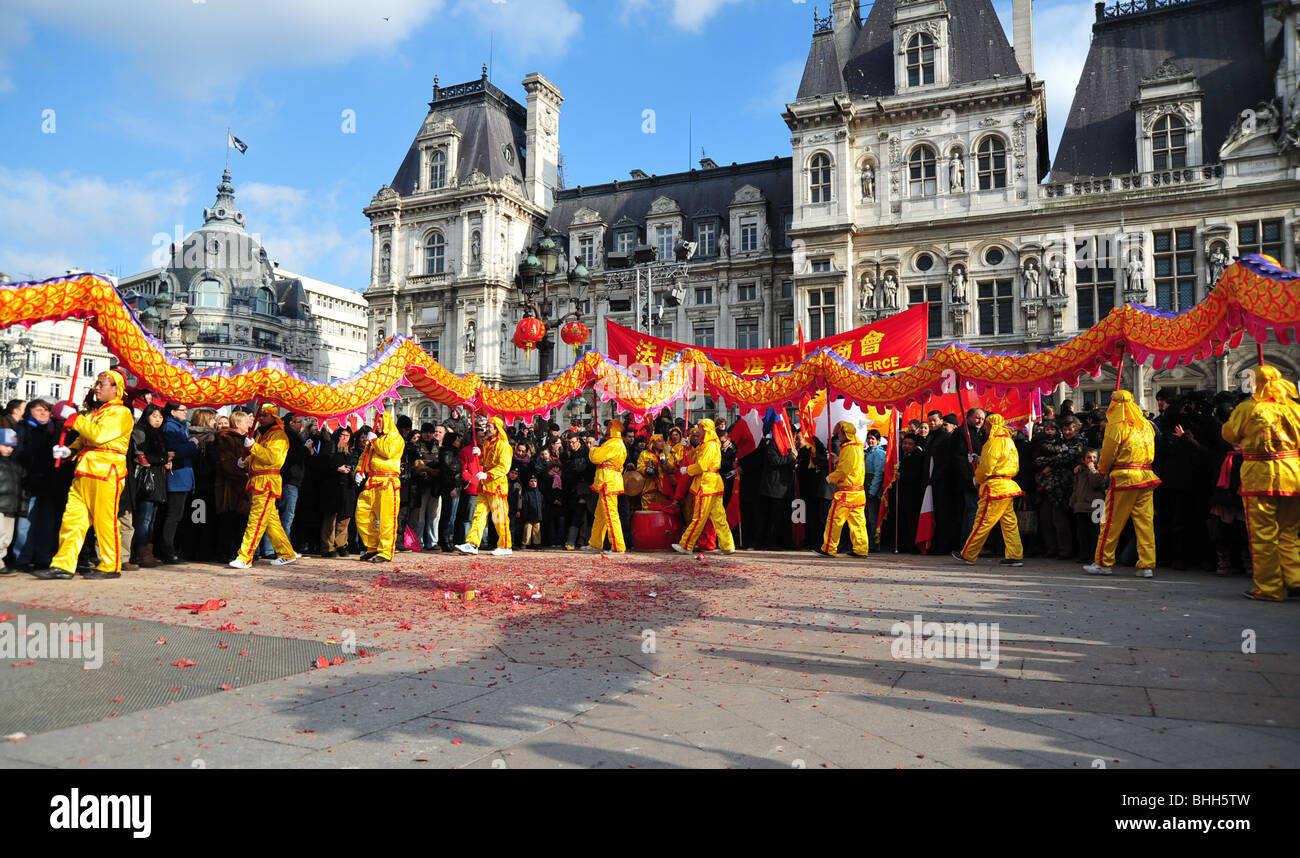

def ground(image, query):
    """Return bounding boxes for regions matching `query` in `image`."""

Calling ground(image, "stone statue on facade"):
[470,232,481,266]
[1047,260,1066,297]
[882,272,899,310]
[861,164,875,200]
[718,230,730,259]
[465,319,476,359]
[761,224,771,252]
[1126,253,1145,294]
[859,273,876,312]
[379,245,391,279]
[949,152,965,193]
[1022,259,1040,300]
[949,266,967,304]
[1207,245,1228,287]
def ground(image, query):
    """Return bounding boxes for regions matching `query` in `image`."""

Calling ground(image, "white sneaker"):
[719,548,735,555]
[671,543,689,554]
[1082,563,1113,575]
[491,547,513,556]
[270,554,300,566]
[228,558,252,569]
[579,545,601,553]
[1137,568,1154,578]
[455,543,478,555]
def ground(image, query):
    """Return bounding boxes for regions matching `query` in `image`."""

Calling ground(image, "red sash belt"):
[1243,450,1299,461]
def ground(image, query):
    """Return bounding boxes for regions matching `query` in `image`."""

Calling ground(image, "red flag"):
[771,410,796,457]
[730,409,763,460]
[915,459,936,554]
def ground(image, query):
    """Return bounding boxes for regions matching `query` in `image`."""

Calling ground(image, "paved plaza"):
[0,549,1295,769]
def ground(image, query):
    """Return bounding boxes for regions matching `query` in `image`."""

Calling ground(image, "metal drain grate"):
[0,602,377,737]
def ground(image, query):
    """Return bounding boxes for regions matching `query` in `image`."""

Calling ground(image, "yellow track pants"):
[52,474,125,574]
[961,495,1023,562]
[237,489,294,564]
[589,491,625,551]
[681,492,734,551]
[467,494,510,549]
[1094,487,1155,569]
[1244,495,1300,601]
[356,479,401,559]
[822,494,869,557]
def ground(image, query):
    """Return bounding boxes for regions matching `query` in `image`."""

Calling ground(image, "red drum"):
[632,510,683,550]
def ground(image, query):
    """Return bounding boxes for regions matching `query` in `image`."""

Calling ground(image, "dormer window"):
[695,221,716,257]
[255,287,276,316]
[614,229,637,254]
[906,34,936,87]
[429,150,447,190]
[1152,115,1187,169]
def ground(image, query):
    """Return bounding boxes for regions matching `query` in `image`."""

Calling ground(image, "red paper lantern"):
[560,320,589,348]
[513,317,546,353]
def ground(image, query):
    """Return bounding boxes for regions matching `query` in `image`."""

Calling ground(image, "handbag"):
[135,463,158,498]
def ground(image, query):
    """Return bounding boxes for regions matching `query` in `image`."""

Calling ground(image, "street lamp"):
[138,305,161,337]
[515,226,592,382]
[179,307,200,361]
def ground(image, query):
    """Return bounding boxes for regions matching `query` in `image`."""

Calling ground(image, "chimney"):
[1013,0,1034,76]
[521,72,564,210]
[830,0,861,65]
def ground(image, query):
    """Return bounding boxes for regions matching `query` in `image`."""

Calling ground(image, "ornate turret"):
[202,168,247,230]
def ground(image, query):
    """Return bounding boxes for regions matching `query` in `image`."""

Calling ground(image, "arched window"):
[906,33,936,87]
[255,288,276,315]
[1152,115,1187,170]
[196,277,224,309]
[810,154,832,204]
[976,137,1007,190]
[429,150,447,189]
[908,145,937,197]
[424,231,446,274]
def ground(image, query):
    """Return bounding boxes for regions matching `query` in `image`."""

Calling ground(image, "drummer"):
[637,434,675,511]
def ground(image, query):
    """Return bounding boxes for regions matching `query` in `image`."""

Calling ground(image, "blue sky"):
[0,0,1094,289]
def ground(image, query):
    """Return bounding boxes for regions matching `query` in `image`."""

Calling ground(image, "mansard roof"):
[388,75,529,195]
[840,0,1022,97]
[546,158,794,247]
[1051,0,1277,180]
[797,27,847,99]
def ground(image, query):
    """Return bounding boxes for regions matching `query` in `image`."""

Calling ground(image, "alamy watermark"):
[890,615,1000,670]
[1,614,103,669]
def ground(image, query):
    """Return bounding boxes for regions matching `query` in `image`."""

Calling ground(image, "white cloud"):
[451,0,582,64]
[746,58,806,115]
[0,167,194,281]
[232,180,370,288]
[620,0,746,32]
[2,0,445,100]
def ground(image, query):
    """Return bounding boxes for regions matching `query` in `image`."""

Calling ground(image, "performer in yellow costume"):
[585,419,628,552]
[230,404,299,568]
[458,416,513,556]
[356,411,405,564]
[637,434,674,511]
[956,413,1024,566]
[1222,365,1300,601]
[1084,390,1159,577]
[821,421,870,558]
[673,419,735,554]
[40,370,135,580]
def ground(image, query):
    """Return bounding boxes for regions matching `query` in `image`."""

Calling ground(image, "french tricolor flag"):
[916,457,936,554]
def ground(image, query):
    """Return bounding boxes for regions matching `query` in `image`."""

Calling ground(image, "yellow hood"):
[375,411,396,436]
[1254,365,1299,404]
[985,413,1011,439]
[698,418,718,444]
[836,421,859,443]
[608,418,624,439]
[100,369,126,402]
[1106,390,1146,428]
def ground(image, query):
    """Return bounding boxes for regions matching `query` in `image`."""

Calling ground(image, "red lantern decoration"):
[560,320,589,350]
[513,317,546,353]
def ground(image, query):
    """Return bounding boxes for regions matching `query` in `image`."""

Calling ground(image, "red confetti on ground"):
[11,660,35,667]
[220,684,233,691]
[218,641,229,649]
[171,658,197,668]
[176,598,226,614]
[0,613,16,622]
[219,621,242,632]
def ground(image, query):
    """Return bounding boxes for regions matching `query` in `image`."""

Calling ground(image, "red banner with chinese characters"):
[605,303,930,378]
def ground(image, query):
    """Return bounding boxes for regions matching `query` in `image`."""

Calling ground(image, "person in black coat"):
[796,430,833,551]
[317,426,359,557]
[562,432,595,550]
[0,428,26,573]
[128,405,169,567]
[756,431,797,550]
[949,409,988,546]
[890,433,928,553]
[436,429,464,552]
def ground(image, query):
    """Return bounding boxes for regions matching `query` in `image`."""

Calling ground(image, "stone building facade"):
[367,0,1300,419]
